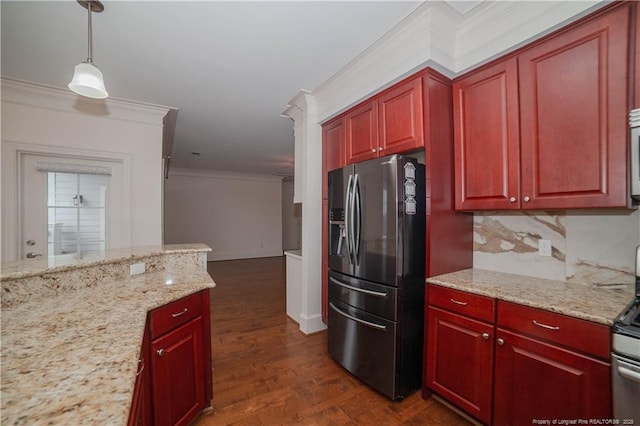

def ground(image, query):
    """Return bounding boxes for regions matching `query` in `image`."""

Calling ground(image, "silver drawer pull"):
[450,298,467,306]
[157,349,165,357]
[171,308,188,318]
[136,358,144,376]
[329,302,386,331]
[329,277,387,297]
[532,320,560,331]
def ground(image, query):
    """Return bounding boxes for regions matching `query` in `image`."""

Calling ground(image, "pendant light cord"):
[86,2,93,63]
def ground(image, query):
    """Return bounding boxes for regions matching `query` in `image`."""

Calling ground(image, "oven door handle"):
[329,277,387,298]
[618,364,640,384]
[329,302,387,331]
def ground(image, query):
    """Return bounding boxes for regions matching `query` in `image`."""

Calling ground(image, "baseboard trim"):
[298,313,327,335]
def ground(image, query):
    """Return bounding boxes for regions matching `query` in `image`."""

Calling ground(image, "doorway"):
[19,153,127,260]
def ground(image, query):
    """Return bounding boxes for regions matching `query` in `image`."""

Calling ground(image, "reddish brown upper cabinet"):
[518,3,630,209]
[454,3,632,210]
[453,58,520,210]
[346,76,424,164]
[346,100,379,164]
[323,117,346,173]
[322,117,346,200]
[378,77,424,155]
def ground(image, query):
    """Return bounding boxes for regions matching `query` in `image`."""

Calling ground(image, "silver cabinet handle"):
[371,149,376,153]
[482,333,490,340]
[532,320,559,331]
[450,298,467,306]
[329,277,387,297]
[136,358,144,376]
[156,349,165,357]
[171,308,188,318]
[509,197,516,203]
[523,196,531,202]
[26,252,42,258]
[497,338,505,346]
[329,302,386,331]
[378,147,383,151]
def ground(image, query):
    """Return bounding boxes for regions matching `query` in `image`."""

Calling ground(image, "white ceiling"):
[1,1,426,176]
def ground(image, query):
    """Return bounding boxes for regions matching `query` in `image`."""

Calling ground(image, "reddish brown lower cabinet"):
[128,290,212,426]
[493,329,611,426]
[128,326,151,426]
[321,198,328,323]
[151,316,205,426]
[425,286,495,424]
[425,288,612,426]
[426,306,494,425]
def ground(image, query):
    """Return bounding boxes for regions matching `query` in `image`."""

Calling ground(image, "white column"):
[281,92,326,334]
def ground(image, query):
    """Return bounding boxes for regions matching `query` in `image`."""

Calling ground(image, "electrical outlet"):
[130,262,145,275]
[538,239,552,257]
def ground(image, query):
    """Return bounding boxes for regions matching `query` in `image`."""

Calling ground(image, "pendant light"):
[68,0,108,99]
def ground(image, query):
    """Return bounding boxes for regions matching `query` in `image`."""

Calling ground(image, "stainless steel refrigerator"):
[327,154,425,400]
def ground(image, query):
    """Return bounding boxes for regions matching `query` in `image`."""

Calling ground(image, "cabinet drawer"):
[497,301,610,360]
[149,291,204,339]
[428,285,495,323]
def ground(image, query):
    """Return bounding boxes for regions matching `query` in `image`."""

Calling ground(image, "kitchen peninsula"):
[1,244,215,425]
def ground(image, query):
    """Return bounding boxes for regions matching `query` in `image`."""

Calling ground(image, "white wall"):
[1,78,169,262]
[164,168,283,261]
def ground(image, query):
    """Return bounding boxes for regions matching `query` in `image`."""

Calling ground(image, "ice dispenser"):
[329,208,346,256]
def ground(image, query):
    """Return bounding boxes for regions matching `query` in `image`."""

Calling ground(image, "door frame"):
[1,140,132,262]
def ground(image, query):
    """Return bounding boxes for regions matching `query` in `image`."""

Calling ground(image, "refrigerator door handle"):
[353,173,362,262]
[329,302,387,331]
[329,276,388,297]
[344,174,354,264]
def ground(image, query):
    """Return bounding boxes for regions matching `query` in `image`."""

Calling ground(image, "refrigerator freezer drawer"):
[328,270,397,321]
[328,298,399,400]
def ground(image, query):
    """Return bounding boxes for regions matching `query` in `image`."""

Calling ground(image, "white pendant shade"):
[68,62,108,99]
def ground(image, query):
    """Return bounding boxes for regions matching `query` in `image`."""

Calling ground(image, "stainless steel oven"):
[612,246,640,420]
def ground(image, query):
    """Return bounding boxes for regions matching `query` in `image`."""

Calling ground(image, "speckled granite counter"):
[1,244,215,425]
[426,268,634,326]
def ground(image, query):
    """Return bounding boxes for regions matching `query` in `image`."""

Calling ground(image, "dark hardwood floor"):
[195,256,473,425]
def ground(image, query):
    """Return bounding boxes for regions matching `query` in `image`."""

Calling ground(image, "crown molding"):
[309,1,607,122]
[454,0,604,73]
[313,2,458,122]
[1,77,173,126]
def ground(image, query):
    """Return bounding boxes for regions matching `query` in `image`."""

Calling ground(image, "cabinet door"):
[151,317,205,426]
[323,117,346,200]
[426,307,494,425]
[453,58,520,210]
[323,117,346,172]
[518,4,630,208]
[635,2,640,108]
[346,101,379,164]
[128,326,151,426]
[321,198,328,324]
[378,77,424,155]
[494,329,611,426]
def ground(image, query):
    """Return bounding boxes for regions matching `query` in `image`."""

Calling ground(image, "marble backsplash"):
[473,209,640,285]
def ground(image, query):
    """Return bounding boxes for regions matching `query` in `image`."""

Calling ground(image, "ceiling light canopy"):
[68,0,108,99]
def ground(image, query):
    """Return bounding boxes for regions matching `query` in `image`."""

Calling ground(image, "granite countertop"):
[426,268,635,325]
[1,248,215,425]
[0,243,211,281]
